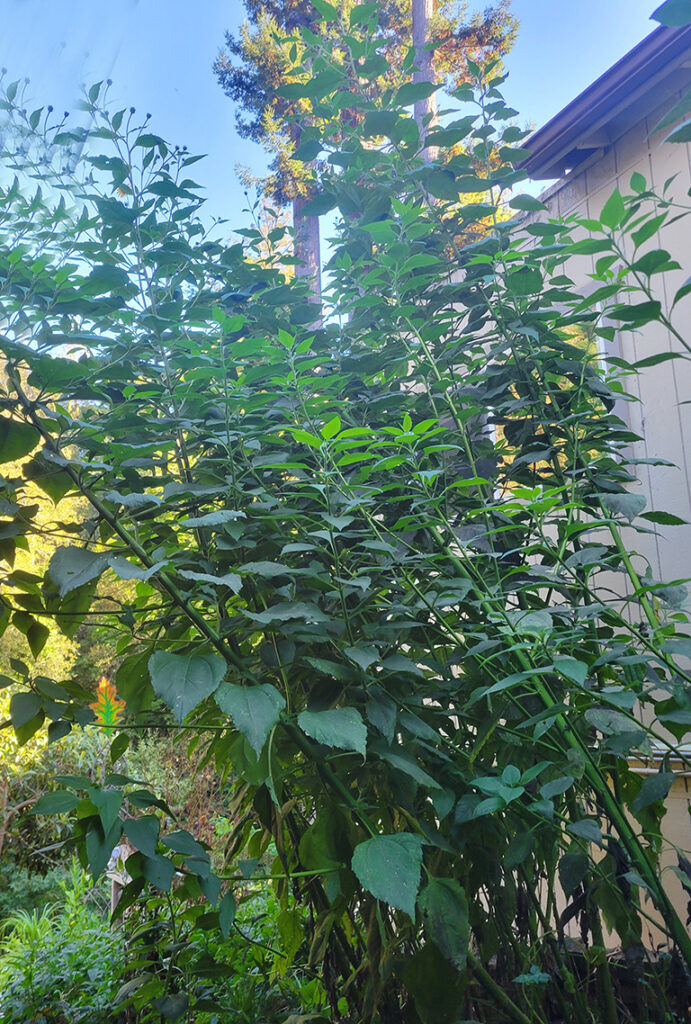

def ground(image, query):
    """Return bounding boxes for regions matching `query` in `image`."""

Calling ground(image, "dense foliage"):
[1,3,690,1021]
[214,0,516,203]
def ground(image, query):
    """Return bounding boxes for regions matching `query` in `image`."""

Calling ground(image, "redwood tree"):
[214,0,517,297]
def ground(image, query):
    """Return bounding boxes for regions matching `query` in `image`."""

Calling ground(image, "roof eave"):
[522,24,691,180]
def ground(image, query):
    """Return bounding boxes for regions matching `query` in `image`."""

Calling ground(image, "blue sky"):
[0,0,662,226]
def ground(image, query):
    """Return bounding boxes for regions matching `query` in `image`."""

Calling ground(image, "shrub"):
[0,861,123,1024]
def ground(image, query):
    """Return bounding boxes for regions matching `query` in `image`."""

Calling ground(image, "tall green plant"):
[0,12,690,1022]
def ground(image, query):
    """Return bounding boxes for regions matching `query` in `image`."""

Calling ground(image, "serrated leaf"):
[298,707,367,756]
[109,556,167,581]
[181,510,246,528]
[311,0,339,20]
[48,546,108,598]
[418,878,469,972]
[632,771,675,812]
[351,833,424,918]
[179,569,242,592]
[559,852,589,897]
[148,651,226,724]
[598,492,646,523]
[215,682,285,754]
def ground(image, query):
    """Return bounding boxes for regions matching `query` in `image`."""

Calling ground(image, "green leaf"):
[161,829,207,858]
[298,707,367,756]
[181,510,245,528]
[366,694,396,743]
[375,743,441,790]
[631,213,666,247]
[153,995,189,1023]
[89,787,123,833]
[10,691,42,728]
[598,492,646,523]
[295,192,337,216]
[539,776,574,800]
[277,907,303,962]
[567,818,603,845]
[48,546,108,598]
[86,820,122,879]
[134,133,168,149]
[609,300,662,325]
[418,878,469,973]
[344,645,379,671]
[395,81,439,107]
[311,0,339,21]
[83,264,132,295]
[219,892,236,938]
[124,815,160,858]
[0,416,37,464]
[215,682,285,754]
[141,853,175,891]
[109,557,167,581]
[651,0,691,26]
[26,620,49,659]
[559,852,589,896]
[632,771,675,812]
[673,276,691,306]
[23,453,74,504]
[510,194,548,213]
[600,189,626,229]
[351,833,424,918]
[148,651,226,723]
[178,569,242,592]
[640,510,688,526]
[506,609,553,636]
[664,117,691,143]
[321,414,341,440]
[350,2,378,26]
[554,657,588,686]
[293,139,322,162]
[507,267,542,295]
[32,791,80,815]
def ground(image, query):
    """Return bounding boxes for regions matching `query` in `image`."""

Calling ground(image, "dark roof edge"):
[522,24,691,179]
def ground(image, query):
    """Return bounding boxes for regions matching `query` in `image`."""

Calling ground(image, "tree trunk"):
[293,195,322,308]
[412,0,438,159]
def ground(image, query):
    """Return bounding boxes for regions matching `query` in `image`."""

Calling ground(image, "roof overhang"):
[522,25,691,180]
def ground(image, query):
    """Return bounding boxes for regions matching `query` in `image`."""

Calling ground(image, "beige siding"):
[534,88,691,941]
[538,86,691,589]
